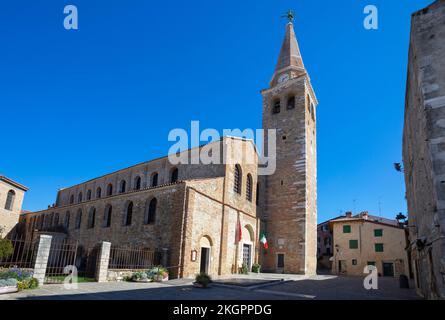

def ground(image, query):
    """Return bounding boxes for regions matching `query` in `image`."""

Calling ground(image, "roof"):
[329,217,404,230]
[0,176,29,191]
[274,22,305,73]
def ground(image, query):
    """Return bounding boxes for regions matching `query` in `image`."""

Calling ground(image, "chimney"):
[362,211,369,220]
[345,211,352,218]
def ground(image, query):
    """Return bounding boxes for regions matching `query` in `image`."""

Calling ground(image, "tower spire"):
[271,14,306,86]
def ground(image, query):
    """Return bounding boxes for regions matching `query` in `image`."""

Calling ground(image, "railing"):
[108,245,161,270]
[0,238,38,270]
[44,239,78,284]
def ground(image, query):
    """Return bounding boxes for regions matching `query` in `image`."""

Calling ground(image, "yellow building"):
[330,212,409,278]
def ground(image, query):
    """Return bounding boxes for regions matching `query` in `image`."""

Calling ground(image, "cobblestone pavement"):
[0,274,421,300]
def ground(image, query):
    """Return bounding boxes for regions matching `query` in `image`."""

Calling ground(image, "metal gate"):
[44,239,78,284]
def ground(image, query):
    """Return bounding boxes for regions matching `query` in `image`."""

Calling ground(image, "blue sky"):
[0,0,432,222]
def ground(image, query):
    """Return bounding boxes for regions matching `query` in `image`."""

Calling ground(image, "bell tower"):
[261,15,318,275]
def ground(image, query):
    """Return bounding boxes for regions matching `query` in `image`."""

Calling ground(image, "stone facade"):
[0,176,28,237]
[403,0,445,299]
[330,214,409,278]
[260,22,318,275]
[20,137,261,278]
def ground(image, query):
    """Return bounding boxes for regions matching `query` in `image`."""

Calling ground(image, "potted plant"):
[252,263,261,274]
[151,266,169,282]
[131,271,151,283]
[0,278,18,294]
[240,263,249,275]
[193,273,212,288]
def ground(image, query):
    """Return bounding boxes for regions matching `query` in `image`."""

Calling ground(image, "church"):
[20,18,318,278]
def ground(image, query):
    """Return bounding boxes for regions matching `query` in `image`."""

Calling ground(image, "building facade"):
[0,176,28,238]
[330,213,409,278]
[403,0,445,299]
[260,21,318,275]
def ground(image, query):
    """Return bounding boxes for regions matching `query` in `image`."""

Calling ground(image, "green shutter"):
[349,240,358,249]
[374,229,383,237]
[343,225,351,233]
[375,243,384,252]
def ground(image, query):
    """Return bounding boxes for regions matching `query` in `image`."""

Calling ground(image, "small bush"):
[241,263,249,275]
[17,278,39,291]
[195,273,212,288]
[252,263,261,273]
[0,278,18,288]
[131,271,148,281]
[0,268,33,281]
[0,239,13,260]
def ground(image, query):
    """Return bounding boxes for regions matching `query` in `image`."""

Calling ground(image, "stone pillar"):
[33,235,52,285]
[95,241,111,282]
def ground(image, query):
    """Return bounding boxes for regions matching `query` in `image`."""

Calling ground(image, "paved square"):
[0,274,421,300]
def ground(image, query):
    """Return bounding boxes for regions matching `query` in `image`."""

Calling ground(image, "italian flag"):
[260,233,268,249]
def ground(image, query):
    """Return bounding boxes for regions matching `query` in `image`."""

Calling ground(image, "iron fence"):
[108,245,161,270]
[0,237,38,270]
[44,239,78,284]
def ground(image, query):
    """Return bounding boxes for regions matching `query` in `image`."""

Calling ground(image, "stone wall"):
[0,178,27,237]
[403,0,445,299]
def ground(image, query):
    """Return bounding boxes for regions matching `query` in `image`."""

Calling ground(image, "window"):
[367,261,376,266]
[86,190,92,201]
[124,202,133,226]
[256,183,259,205]
[287,96,295,109]
[145,198,157,224]
[170,168,178,183]
[151,173,159,187]
[134,176,141,190]
[96,187,102,199]
[277,254,285,268]
[75,210,82,229]
[343,225,351,233]
[349,240,358,249]
[375,243,384,252]
[352,259,357,266]
[87,208,96,229]
[70,195,74,204]
[78,192,83,203]
[4,190,15,211]
[119,180,126,193]
[310,103,315,121]
[234,164,242,195]
[272,99,281,114]
[246,174,253,202]
[106,184,113,196]
[54,213,60,226]
[374,229,383,237]
[64,212,70,229]
[103,205,112,228]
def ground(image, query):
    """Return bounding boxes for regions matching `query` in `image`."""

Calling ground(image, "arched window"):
[272,99,281,114]
[287,96,295,109]
[124,202,133,226]
[151,172,159,187]
[106,184,113,196]
[96,187,102,199]
[103,205,112,228]
[145,198,157,224]
[246,174,253,202]
[70,195,74,205]
[4,190,15,211]
[86,189,92,201]
[234,164,242,195]
[75,209,82,229]
[64,211,70,229]
[134,176,141,190]
[119,180,126,193]
[88,207,96,229]
[78,192,83,203]
[170,168,178,183]
[54,213,60,226]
